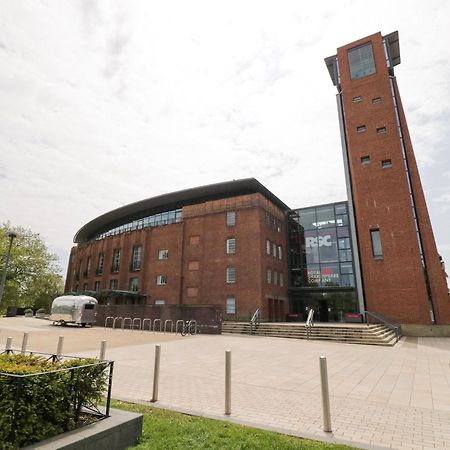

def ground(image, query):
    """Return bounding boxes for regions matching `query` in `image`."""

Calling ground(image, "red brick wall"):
[336,32,450,324]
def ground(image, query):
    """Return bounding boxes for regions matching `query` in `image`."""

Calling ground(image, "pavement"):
[2,317,450,450]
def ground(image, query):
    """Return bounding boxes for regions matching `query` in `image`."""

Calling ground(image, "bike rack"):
[123,317,132,330]
[112,316,123,330]
[190,320,197,335]
[153,318,162,332]
[142,318,152,332]
[132,318,142,331]
[164,319,173,333]
[104,316,114,328]
[175,320,184,334]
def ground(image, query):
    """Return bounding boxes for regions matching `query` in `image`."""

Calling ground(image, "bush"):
[0,354,108,449]
[36,308,46,314]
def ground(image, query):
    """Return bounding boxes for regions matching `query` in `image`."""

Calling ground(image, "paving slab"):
[2,317,450,450]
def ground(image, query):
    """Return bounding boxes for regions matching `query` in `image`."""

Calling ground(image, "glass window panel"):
[340,262,354,274]
[306,265,320,287]
[321,265,340,286]
[371,229,383,257]
[335,203,347,215]
[348,43,376,80]
[338,237,351,249]
[341,274,355,287]
[226,298,236,314]
[298,209,317,230]
[337,226,350,238]
[318,229,338,263]
[339,249,353,262]
[335,215,348,227]
[315,206,335,228]
[304,230,320,264]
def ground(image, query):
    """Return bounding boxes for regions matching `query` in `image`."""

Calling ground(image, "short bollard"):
[6,337,13,353]
[21,332,29,354]
[99,340,107,360]
[225,350,231,415]
[56,336,64,359]
[151,344,161,402]
[320,356,332,432]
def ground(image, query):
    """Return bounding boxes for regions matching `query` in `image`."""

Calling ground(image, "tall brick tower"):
[325,31,449,325]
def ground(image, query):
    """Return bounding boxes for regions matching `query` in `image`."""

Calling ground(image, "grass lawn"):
[112,400,357,450]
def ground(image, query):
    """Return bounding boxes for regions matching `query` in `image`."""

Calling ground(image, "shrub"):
[36,308,46,314]
[0,354,108,449]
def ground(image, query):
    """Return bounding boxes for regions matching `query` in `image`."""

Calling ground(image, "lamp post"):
[0,232,17,308]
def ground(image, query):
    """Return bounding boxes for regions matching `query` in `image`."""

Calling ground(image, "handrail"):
[250,308,261,334]
[305,309,315,340]
[364,310,402,342]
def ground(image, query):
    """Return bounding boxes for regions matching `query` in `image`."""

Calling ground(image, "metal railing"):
[305,308,315,340]
[364,310,402,342]
[250,308,261,334]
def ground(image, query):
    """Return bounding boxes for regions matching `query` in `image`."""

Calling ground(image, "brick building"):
[65,179,290,322]
[325,31,450,324]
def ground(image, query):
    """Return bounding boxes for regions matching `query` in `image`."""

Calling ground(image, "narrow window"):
[370,229,383,258]
[273,271,278,286]
[226,267,236,283]
[129,277,139,292]
[356,125,366,133]
[109,279,118,290]
[352,95,362,103]
[226,297,236,314]
[279,273,284,287]
[155,299,165,305]
[377,126,387,134]
[381,159,392,169]
[361,155,371,165]
[266,240,271,255]
[157,275,167,285]
[278,245,282,260]
[112,249,120,272]
[85,257,91,277]
[132,245,142,271]
[226,238,236,254]
[158,249,169,260]
[226,211,236,227]
[267,268,272,284]
[94,281,101,292]
[272,243,277,257]
[372,97,382,104]
[97,253,104,275]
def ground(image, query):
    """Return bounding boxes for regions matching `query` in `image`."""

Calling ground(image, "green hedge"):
[0,354,108,449]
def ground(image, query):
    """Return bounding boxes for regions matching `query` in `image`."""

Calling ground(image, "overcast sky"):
[1,0,449,279]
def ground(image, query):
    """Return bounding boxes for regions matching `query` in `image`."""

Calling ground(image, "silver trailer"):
[50,295,98,327]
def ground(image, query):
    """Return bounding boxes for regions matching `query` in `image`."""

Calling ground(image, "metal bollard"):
[6,337,13,352]
[151,344,161,402]
[56,336,64,359]
[225,350,231,415]
[320,356,332,432]
[21,332,29,354]
[99,340,107,360]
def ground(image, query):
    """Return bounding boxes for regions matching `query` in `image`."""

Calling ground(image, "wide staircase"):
[222,321,400,346]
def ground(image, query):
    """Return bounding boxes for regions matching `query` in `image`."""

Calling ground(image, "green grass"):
[112,400,355,450]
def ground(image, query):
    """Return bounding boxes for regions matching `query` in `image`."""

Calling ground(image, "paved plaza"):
[2,317,450,449]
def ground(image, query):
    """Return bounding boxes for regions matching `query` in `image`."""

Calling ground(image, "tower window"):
[156,275,167,285]
[356,125,366,133]
[226,211,236,227]
[361,155,371,165]
[381,159,392,169]
[370,229,383,258]
[226,297,236,314]
[348,43,376,80]
[226,238,236,254]
[353,96,362,103]
[372,97,382,104]
[226,267,236,283]
[377,127,387,134]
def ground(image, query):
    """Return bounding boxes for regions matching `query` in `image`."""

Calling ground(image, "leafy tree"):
[0,223,64,313]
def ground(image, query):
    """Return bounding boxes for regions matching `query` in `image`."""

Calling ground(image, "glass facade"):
[289,202,360,322]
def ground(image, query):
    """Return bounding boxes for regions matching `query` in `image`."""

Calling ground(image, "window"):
[381,159,392,168]
[189,235,200,245]
[279,273,284,287]
[226,297,236,314]
[361,155,370,165]
[157,275,167,285]
[226,238,236,254]
[109,279,118,290]
[226,211,236,227]
[377,126,387,134]
[188,261,199,271]
[97,253,104,275]
[267,268,272,284]
[356,125,366,133]
[85,257,91,277]
[94,281,101,292]
[155,299,165,305]
[83,283,88,291]
[273,271,278,286]
[370,229,383,258]
[272,243,277,257]
[266,240,271,255]
[112,249,120,272]
[158,249,169,260]
[132,245,142,271]
[226,267,236,283]
[187,287,198,297]
[352,95,362,103]
[278,245,282,260]
[129,277,139,292]
[348,43,376,80]
[372,97,382,104]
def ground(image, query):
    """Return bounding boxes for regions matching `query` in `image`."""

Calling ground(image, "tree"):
[0,223,64,313]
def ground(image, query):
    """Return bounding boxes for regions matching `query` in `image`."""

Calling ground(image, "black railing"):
[0,349,114,448]
[364,310,402,342]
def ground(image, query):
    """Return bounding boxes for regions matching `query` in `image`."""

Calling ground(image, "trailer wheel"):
[81,323,86,328]
[60,320,66,326]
